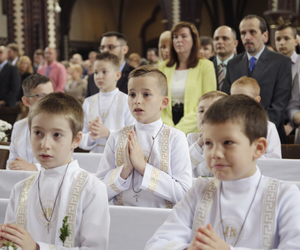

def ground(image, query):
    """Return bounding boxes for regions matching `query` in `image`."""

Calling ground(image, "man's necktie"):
[250,57,256,72]
[46,66,50,77]
[218,63,225,90]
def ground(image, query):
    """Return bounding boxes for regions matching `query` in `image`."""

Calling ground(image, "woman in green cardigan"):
[159,21,216,134]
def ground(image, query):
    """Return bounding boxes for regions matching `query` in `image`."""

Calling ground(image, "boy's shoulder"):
[12,117,28,129]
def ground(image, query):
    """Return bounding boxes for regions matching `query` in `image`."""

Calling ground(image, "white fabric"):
[0,145,10,150]
[0,198,9,224]
[171,69,189,105]
[0,169,36,198]
[6,118,41,170]
[72,153,102,173]
[188,121,281,177]
[257,158,300,182]
[5,160,110,250]
[96,119,192,207]
[80,88,135,153]
[108,205,172,250]
[145,168,300,249]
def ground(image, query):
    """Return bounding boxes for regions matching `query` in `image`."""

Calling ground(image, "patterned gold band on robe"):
[147,167,161,194]
[16,173,38,229]
[192,178,219,238]
[116,126,132,167]
[160,126,171,173]
[109,167,122,194]
[117,192,124,205]
[115,93,123,129]
[190,153,200,168]
[261,178,279,249]
[15,118,27,151]
[64,170,89,247]
[49,244,59,250]
[163,242,180,250]
[88,94,98,122]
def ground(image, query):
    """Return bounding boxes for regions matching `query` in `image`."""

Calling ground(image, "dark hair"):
[34,49,44,56]
[199,36,214,50]
[276,22,297,39]
[147,48,158,56]
[22,74,52,96]
[202,95,268,144]
[241,15,268,33]
[102,31,127,45]
[7,43,19,53]
[96,52,120,70]
[167,21,200,68]
[128,65,168,96]
[28,92,84,140]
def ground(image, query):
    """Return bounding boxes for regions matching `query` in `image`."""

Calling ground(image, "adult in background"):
[33,49,44,73]
[16,55,33,100]
[159,21,216,134]
[212,26,238,90]
[146,48,159,66]
[222,15,292,143]
[158,31,171,61]
[37,47,67,92]
[0,46,21,107]
[7,43,19,66]
[128,53,141,68]
[85,32,134,97]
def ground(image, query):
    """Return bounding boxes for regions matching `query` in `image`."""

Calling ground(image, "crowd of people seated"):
[1,14,300,250]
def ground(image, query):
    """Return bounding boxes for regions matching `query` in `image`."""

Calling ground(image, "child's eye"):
[144,93,151,97]
[54,133,62,138]
[103,70,107,74]
[198,109,204,113]
[34,130,42,136]
[205,141,212,146]
[224,140,233,145]
[129,93,136,98]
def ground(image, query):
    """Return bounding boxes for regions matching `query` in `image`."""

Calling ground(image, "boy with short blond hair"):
[146,95,300,249]
[230,76,282,159]
[1,92,110,249]
[188,91,227,177]
[7,74,54,171]
[80,52,134,153]
[96,65,192,207]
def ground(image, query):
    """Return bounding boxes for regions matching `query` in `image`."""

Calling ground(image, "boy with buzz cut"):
[1,92,110,250]
[145,95,300,250]
[230,76,282,159]
[7,74,54,171]
[79,52,135,153]
[96,65,192,207]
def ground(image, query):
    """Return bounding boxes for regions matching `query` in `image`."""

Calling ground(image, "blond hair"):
[17,55,34,74]
[231,76,260,97]
[199,91,228,103]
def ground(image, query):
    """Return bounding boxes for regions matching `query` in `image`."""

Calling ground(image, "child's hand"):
[128,130,146,175]
[1,223,39,250]
[9,157,37,171]
[120,140,134,179]
[196,127,204,148]
[189,224,229,250]
[88,117,110,139]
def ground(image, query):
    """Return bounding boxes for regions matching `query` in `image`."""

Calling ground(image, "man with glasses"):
[0,46,21,107]
[86,32,134,97]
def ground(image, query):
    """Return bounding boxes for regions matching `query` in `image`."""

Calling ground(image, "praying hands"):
[88,116,110,139]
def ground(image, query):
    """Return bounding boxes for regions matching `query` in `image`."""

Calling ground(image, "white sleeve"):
[189,142,212,177]
[139,131,192,204]
[6,123,19,169]
[286,72,300,127]
[261,122,282,159]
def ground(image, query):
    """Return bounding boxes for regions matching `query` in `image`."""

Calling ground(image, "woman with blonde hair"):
[17,55,34,100]
[159,22,216,134]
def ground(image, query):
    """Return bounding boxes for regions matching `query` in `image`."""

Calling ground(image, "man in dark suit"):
[222,15,292,143]
[85,32,134,97]
[212,26,238,90]
[0,46,21,107]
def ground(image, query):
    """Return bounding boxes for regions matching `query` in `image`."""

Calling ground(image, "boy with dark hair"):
[7,74,53,171]
[146,95,300,249]
[1,92,110,249]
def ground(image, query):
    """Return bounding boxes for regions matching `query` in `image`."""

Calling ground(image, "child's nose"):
[41,135,51,150]
[212,145,223,159]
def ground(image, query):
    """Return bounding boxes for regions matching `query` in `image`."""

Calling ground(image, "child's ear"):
[116,71,122,82]
[255,96,261,103]
[71,131,82,150]
[253,137,267,159]
[21,96,31,108]
[160,96,169,110]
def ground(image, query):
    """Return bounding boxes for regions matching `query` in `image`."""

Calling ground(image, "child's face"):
[203,121,258,181]
[23,81,54,108]
[93,60,121,92]
[199,44,214,59]
[197,97,221,130]
[128,76,169,124]
[31,113,81,169]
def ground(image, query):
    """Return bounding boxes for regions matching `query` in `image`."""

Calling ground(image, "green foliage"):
[2,241,17,250]
[59,216,71,246]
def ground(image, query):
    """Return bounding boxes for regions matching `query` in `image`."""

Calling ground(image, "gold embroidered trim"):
[160,126,171,173]
[165,200,173,209]
[109,167,122,194]
[163,242,180,249]
[147,167,161,194]
[49,244,59,250]
[96,144,105,147]
[192,178,219,238]
[115,92,123,129]
[261,178,279,249]
[117,192,124,205]
[190,154,200,168]
[116,126,132,167]
[88,94,98,122]
[14,118,28,151]
[64,170,89,247]
[16,173,38,229]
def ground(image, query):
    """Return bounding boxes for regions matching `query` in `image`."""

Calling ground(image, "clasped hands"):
[0,223,39,250]
[121,130,146,179]
[88,117,110,139]
[9,157,37,171]
[187,224,229,250]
